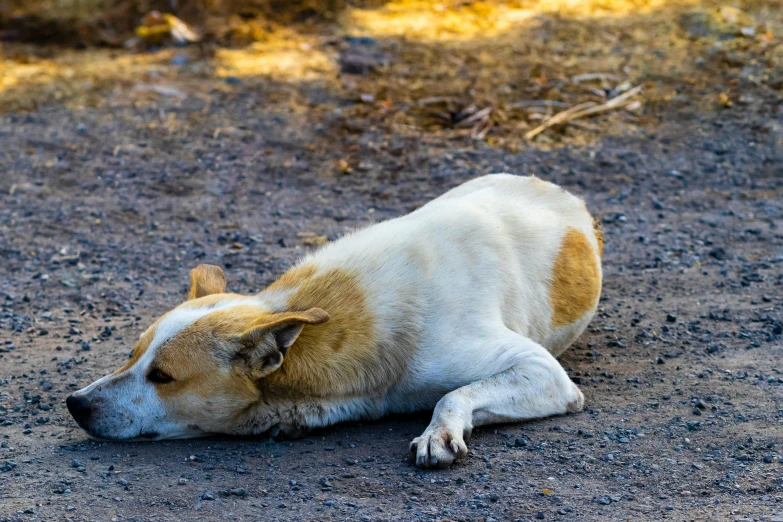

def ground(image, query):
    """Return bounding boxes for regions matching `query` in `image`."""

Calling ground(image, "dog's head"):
[65,264,329,440]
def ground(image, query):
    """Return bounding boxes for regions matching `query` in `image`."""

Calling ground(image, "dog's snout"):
[66,394,93,429]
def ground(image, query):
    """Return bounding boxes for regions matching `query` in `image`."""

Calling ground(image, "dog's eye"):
[147,369,174,384]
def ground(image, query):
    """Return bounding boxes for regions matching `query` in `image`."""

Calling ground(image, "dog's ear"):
[239,308,329,378]
[188,264,226,300]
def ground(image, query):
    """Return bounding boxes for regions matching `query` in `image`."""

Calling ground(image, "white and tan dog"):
[66,174,603,469]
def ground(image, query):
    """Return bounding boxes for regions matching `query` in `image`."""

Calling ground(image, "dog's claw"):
[409,427,468,469]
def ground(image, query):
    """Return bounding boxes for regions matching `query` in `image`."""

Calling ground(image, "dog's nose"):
[66,394,92,429]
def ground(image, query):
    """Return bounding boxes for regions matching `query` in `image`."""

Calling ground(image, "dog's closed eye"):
[147,369,174,384]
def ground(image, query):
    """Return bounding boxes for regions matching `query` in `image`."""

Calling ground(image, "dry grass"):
[1,0,782,148]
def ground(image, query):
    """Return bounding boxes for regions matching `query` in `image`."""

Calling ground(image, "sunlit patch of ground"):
[1,0,782,148]
[215,34,337,80]
[345,0,705,40]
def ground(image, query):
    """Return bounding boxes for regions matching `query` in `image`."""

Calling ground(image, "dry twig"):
[508,100,570,109]
[572,73,624,84]
[456,106,492,127]
[524,85,642,140]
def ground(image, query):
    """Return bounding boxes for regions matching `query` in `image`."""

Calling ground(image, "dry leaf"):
[301,235,328,246]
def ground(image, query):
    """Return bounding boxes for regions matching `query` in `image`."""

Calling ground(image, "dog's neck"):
[232,265,378,434]
[257,266,377,392]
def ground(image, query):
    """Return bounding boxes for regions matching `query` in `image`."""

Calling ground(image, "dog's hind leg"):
[409,332,583,469]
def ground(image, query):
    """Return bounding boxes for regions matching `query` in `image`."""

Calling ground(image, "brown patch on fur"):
[147,303,326,399]
[550,227,601,327]
[267,262,317,291]
[120,268,399,433]
[188,264,226,300]
[110,293,250,376]
[592,218,604,258]
[143,305,266,433]
[112,293,264,380]
[240,309,329,350]
[151,305,266,401]
[259,268,395,399]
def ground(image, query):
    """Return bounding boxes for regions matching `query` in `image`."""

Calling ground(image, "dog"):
[66,174,603,469]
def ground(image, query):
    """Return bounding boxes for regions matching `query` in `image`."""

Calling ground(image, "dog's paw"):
[409,426,468,469]
[566,383,585,413]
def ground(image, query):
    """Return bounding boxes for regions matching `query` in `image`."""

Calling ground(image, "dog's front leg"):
[409,333,584,469]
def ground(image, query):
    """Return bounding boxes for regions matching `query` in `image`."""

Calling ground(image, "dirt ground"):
[1,1,783,521]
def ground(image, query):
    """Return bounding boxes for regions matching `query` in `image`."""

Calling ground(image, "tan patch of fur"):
[148,303,328,401]
[266,262,317,291]
[260,268,381,398]
[550,227,601,327]
[145,301,335,433]
[592,218,604,258]
[129,268,404,433]
[147,309,261,433]
[152,305,266,402]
